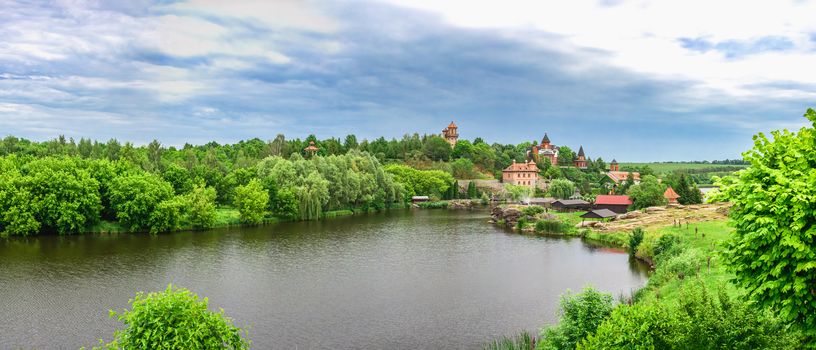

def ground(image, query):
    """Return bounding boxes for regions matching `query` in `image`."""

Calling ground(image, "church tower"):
[574,146,588,169]
[442,121,458,148]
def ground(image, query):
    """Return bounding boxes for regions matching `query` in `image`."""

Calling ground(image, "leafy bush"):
[95,285,249,350]
[538,287,614,350]
[580,280,803,349]
[522,205,545,216]
[653,233,684,264]
[628,228,644,256]
[516,218,528,231]
[147,196,185,234]
[649,249,704,286]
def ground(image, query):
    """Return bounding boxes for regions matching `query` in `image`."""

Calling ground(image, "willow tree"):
[714,108,816,341]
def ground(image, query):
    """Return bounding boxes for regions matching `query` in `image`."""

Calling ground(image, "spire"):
[577,146,585,157]
[610,159,618,164]
[448,121,457,129]
[542,133,550,144]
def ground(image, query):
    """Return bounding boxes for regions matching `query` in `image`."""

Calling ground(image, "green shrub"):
[94,285,249,350]
[653,233,684,264]
[534,220,564,234]
[580,280,803,349]
[234,179,269,224]
[418,201,449,209]
[484,331,535,350]
[649,249,704,287]
[522,205,545,216]
[628,228,645,256]
[538,287,614,350]
[516,218,528,231]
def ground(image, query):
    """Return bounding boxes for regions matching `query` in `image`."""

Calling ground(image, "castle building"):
[605,159,641,185]
[529,133,559,166]
[574,146,588,169]
[442,121,458,148]
[502,160,539,188]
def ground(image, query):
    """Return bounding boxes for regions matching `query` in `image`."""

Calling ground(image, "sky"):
[1,0,815,161]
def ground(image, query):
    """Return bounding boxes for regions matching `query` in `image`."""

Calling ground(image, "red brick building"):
[529,133,559,166]
[442,121,458,148]
[574,146,588,169]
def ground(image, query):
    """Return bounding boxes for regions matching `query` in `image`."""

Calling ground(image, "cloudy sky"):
[1,0,815,161]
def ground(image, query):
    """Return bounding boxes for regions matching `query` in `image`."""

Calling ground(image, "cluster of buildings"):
[501,132,640,190]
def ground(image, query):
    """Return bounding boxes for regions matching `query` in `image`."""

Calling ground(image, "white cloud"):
[158,0,340,33]
[381,0,816,100]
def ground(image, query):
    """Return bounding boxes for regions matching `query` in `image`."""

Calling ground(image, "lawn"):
[589,218,739,303]
[620,162,747,174]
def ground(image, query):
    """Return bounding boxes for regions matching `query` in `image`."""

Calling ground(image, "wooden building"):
[664,186,680,204]
[551,199,590,212]
[593,195,633,214]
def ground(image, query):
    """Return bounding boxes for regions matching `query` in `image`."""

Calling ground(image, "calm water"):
[0,209,648,349]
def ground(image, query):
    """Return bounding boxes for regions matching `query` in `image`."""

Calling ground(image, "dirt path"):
[592,203,730,232]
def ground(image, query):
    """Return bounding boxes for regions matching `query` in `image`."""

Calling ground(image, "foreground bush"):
[537,287,614,350]
[95,285,249,350]
[580,280,803,349]
[714,108,816,341]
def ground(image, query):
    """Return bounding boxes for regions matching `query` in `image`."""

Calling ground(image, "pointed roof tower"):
[541,133,550,144]
[577,146,585,157]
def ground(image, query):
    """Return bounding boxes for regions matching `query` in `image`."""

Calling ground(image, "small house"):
[551,199,590,212]
[594,195,633,214]
[664,187,680,204]
[411,196,430,203]
[581,209,618,220]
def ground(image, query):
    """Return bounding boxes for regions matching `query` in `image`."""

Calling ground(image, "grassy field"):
[620,162,747,174]
[585,218,737,302]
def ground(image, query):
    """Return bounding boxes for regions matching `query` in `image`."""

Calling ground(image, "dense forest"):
[0,133,712,236]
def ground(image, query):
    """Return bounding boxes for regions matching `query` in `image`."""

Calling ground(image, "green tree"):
[627,175,667,209]
[714,108,816,340]
[547,179,575,199]
[273,187,299,219]
[184,185,217,229]
[147,196,185,234]
[450,158,477,179]
[109,173,175,231]
[422,135,452,161]
[233,179,268,224]
[557,146,576,166]
[95,285,248,350]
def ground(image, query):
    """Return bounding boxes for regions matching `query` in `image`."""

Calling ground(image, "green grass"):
[214,208,242,226]
[620,162,747,174]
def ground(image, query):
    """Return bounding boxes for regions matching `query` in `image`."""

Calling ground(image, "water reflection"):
[0,209,648,349]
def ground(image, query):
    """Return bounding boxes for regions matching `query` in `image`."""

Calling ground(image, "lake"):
[0,209,648,349]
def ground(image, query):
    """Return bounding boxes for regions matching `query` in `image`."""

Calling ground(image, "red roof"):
[664,187,680,199]
[594,195,633,205]
[503,161,538,172]
[448,121,457,128]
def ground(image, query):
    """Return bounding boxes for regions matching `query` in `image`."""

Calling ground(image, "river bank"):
[483,202,803,349]
[79,203,410,235]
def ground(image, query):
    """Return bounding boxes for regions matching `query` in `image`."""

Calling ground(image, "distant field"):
[620,162,748,174]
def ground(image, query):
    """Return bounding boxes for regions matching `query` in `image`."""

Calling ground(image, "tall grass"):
[483,331,535,350]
